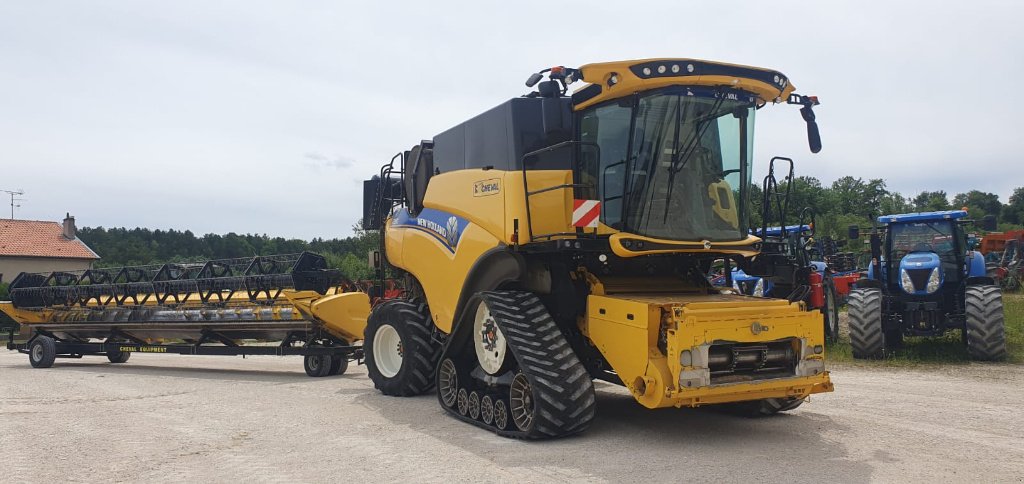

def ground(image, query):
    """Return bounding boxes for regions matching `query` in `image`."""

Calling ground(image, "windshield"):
[578,87,755,241]
[888,221,958,262]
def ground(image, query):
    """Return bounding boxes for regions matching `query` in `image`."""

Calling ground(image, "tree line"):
[77,225,380,280]
[750,178,1024,243]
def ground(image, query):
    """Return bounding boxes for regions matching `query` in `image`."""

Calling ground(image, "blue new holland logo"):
[392,208,468,253]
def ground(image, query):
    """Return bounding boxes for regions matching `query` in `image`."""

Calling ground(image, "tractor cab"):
[864,211,986,298]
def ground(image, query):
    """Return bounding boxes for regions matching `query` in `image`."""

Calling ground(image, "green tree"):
[952,190,1002,219]
[912,191,951,212]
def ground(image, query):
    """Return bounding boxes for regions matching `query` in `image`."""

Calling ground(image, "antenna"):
[1,188,25,219]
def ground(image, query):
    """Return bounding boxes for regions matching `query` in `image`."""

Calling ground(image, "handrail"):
[519,140,600,243]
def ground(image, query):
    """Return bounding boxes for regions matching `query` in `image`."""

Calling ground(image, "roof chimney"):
[63,213,76,239]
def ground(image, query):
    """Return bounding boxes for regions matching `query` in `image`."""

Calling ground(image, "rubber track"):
[848,288,885,359]
[444,291,596,439]
[964,285,1007,361]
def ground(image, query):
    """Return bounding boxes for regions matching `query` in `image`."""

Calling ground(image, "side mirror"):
[848,225,860,240]
[967,234,978,250]
[800,105,822,154]
[525,72,543,87]
[982,215,997,231]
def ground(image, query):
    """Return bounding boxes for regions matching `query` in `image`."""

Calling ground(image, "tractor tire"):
[304,353,334,377]
[365,299,440,396]
[726,397,805,417]
[964,285,1007,361]
[28,335,57,368]
[821,275,840,343]
[106,347,131,364]
[848,288,888,359]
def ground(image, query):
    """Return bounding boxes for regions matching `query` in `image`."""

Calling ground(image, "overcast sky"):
[1,1,1021,239]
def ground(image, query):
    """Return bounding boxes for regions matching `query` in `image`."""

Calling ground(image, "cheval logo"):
[473,178,501,197]
[416,215,462,248]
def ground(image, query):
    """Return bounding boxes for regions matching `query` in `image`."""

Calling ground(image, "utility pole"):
[1,189,25,219]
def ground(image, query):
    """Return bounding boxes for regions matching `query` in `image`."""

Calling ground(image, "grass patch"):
[829,292,1024,366]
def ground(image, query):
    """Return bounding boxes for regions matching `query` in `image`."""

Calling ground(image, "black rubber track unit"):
[440,290,596,439]
[964,285,1007,361]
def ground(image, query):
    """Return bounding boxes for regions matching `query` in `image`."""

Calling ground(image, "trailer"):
[1,252,370,377]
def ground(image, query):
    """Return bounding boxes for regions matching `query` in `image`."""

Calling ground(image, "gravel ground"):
[1,351,1022,483]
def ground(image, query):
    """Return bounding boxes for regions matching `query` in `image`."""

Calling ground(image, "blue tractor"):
[847,210,1006,360]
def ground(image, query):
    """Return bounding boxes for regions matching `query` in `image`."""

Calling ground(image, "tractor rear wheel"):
[821,275,840,343]
[848,288,889,359]
[365,299,440,396]
[964,285,1007,361]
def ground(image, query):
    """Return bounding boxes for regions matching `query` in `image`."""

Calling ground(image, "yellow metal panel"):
[585,292,832,409]
[609,233,762,258]
[309,292,370,343]
[574,58,797,111]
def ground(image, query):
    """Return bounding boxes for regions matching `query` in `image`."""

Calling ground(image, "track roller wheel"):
[468,391,481,420]
[480,395,494,425]
[28,335,57,369]
[364,299,440,396]
[457,388,469,416]
[438,359,459,408]
[492,399,509,430]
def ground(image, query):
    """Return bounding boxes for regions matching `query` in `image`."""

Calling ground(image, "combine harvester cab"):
[847,211,1006,360]
[361,58,833,439]
[1,252,370,377]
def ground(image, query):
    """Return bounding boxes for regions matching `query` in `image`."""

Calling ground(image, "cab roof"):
[572,58,797,110]
[878,210,968,224]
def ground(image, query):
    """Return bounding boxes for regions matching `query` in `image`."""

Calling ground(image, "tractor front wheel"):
[964,285,1007,361]
[848,288,890,359]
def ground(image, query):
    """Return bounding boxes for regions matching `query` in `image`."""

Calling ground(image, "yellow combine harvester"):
[359,58,833,438]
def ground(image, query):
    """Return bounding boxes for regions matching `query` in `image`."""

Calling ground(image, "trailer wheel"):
[304,353,334,377]
[329,355,349,376]
[106,348,131,364]
[364,299,440,396]
[821,275,840,343]
[964,285,1007,361]
[848,288,889,359]
[29,336,57,368]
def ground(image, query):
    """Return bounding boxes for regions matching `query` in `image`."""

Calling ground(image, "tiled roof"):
[0,219,99,259]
